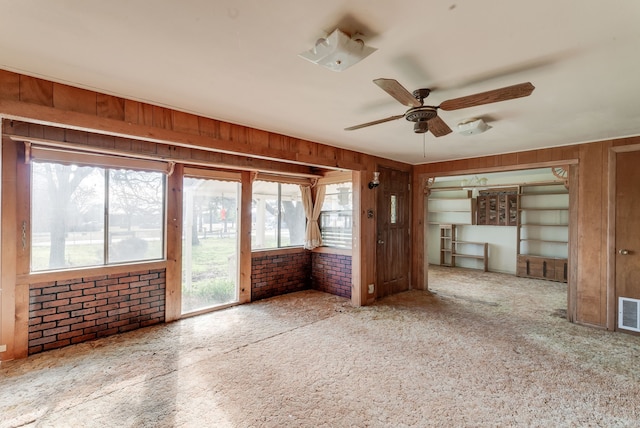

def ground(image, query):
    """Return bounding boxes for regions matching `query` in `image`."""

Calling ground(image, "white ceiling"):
[1,1,640,165]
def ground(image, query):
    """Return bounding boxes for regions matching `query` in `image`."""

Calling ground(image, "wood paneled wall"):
[1,67,636,353]
[413,137,640,329]
[0,69,410,360]
[0,70,396,171]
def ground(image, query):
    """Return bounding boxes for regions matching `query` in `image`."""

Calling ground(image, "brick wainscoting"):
[28,269,166,355]
[251,250,311,300]
[311,252,352,299]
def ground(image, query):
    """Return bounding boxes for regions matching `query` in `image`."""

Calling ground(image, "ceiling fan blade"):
[439,82,535,111]
[374,78,422,107]
[427,115,452,137]
[344,114,406,131]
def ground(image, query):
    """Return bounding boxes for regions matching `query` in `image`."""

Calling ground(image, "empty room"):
[1,1,639,426]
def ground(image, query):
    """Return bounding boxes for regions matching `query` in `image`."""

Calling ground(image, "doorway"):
[376,166,411,298]
[614,149,640,332]
[182,173,240,314]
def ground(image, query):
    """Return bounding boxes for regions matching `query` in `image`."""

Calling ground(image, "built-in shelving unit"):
[428,192,476,225]
[516,182,569,282]
[439,224,488,271]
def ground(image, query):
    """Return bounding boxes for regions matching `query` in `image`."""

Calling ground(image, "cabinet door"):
[498,195,507,225]
[477,196,487,225]
[554,259,568,282]
[542,258,556,280]
[487,195,498,225]
[507,194,518,226]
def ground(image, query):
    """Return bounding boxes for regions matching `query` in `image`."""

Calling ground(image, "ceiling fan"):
[345,79,535,136]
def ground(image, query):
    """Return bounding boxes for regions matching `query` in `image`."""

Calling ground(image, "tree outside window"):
[251,181,305,249]
[31,161,165,271]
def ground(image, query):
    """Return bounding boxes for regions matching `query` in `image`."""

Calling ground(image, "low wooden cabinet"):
[517,255,567,282]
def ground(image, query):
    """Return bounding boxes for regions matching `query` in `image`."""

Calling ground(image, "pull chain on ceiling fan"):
[345,79,535,137]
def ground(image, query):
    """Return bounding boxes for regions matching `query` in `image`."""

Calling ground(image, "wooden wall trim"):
[411,172,427,291]
[0,70,409,173]
[164,164,183,322]
[350,171,363,307]
[415,157,579,176]
[239,171,252,304]
[4,121,320,178]
[16,261,167,284]
[1,135,17,360]
[567,164,579,322]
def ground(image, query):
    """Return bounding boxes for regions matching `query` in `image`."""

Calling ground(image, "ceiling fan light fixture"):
[298,29,377,72]
[414,120,429,133]
[456,118,491,136]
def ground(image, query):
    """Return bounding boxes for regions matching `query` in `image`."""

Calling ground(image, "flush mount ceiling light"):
[457,118,491,136]
[298,29,377,72]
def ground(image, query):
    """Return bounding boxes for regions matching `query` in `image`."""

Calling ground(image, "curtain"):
[301,184,326,250]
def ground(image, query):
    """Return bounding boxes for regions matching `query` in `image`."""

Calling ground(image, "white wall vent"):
[618,297,640,332]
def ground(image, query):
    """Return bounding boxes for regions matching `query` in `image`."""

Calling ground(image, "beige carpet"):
[1,266,639,427]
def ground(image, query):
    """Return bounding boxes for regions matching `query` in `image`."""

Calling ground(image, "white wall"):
[427,224,517,273]
[427,167,562,275]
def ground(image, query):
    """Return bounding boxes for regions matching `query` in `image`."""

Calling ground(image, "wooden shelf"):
[519,238,568,244]
[519,207,567,211]
[517,182,569,282]
[520,223,569,227]
[438,224,488,272]
[519,191,568,196]
[429,197,473,201]
[428,197,477,225]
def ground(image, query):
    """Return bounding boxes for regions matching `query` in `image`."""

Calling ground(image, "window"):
[251,181,305,249]
[319,182,352,249]
[31,161,165,271]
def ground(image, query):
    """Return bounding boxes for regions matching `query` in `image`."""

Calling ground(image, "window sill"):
[18,260,167,284]
[251,247,306,256]
[312,247,352,256]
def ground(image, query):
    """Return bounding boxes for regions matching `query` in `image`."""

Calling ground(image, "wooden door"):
[376,167,411,298]
[615,150,640,322]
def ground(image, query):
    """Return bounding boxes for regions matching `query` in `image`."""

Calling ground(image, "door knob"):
[378,239,385,244]
[618,249,630,255]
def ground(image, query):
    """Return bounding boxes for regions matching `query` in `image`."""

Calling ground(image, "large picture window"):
[31,161,165,271]
[251,181,305,249]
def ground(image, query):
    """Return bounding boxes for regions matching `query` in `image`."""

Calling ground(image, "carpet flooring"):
[1,266,639,427]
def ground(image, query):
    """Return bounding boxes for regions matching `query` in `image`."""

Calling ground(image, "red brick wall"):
[311,253,352,298]
[251,251,311,300]
[28,269,165,354]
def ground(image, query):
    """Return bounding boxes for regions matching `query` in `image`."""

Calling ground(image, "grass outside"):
[31,231,163,271]
[182,234,238,313]
[31,230,293,314]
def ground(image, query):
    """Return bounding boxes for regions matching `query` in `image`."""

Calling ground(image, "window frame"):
[318,179,353,249]
[28,149,169,273]
[251,180,306,251]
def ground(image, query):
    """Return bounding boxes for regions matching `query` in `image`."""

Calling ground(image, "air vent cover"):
[618,297,640,332]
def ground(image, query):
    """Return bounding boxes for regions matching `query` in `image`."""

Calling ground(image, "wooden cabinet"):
[517,255,567,282]
[476,189,517,226]
[516,183,569,282]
